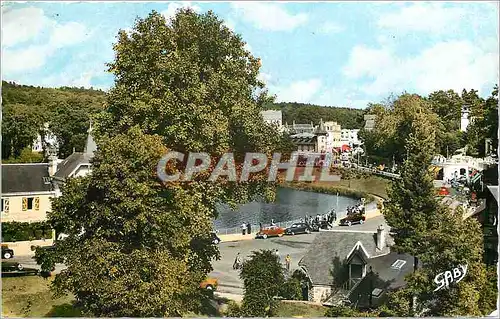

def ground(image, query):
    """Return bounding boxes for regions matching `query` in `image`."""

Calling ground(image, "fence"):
[215,219,303,235]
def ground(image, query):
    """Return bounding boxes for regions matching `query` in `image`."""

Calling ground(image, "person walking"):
[233,253,241,270]
[247,222,252,235]
[275,249,280,261]
[285,254,291,272]
[259,222,263,231]
[241,223,247,235]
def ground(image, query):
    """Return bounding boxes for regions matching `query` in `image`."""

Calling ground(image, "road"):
[7,215,388,298]
[210,215,388,295]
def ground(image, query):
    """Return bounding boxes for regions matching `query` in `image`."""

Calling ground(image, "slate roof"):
[348,252,414,308]
[1,164,53,194]
[298,230,393,286]
[53,152,92,179]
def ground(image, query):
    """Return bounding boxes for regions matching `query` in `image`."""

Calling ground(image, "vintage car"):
[255,225,285,239]
[284,223,312,235]
[200,277,218,291]
[339,213,366,227]
[2,245,14,259]
[1,261,40,277]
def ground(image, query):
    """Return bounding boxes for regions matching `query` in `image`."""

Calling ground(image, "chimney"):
[47,145,58,176]
[376,225,386,250]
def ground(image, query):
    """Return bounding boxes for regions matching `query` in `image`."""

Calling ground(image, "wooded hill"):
[266,102,365,129]
[2,81,107,160]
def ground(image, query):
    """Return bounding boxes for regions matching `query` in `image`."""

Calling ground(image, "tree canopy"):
[37,9,287,317]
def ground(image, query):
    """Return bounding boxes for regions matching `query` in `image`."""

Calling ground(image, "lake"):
[215,187,361,229]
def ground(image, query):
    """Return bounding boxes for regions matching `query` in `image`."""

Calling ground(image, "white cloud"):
[377,3,466,34]
[50,22,88,47]
[161,1,201,20]
[2,7,89,74]
[343,38,499,97]
[2,7,52,47]
[270,79,322,103]
[258,72,272,84]
[318,21,343,34]
[231,3,308,31]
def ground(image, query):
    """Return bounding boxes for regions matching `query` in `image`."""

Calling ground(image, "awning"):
[341,145,351,152]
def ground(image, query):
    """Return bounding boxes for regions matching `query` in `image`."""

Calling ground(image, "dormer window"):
[391,259,406,270]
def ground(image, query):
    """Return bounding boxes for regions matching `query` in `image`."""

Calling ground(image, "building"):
[341,129,361,148]
[284,121,316,135]
[50,123,97,196]
[260,110,284,132]
[460,105,470,132]
[32,123,59,154]
[1,122,97,252]
[364,115,376,131]
[298,226,413,307]
[324,121,342,151]
[1,164,56,223]
[431,154,497,183]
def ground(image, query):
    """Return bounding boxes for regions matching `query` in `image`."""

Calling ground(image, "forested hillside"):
[2,81,107,161]
[266,102,365,129]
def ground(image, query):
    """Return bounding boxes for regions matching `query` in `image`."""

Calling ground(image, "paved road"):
[6,215,388,297]
[210,215,388,295]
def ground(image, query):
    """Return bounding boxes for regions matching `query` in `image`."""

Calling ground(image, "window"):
[1,199,3,212]
[391,259,407,270]
[2,199,9,213]
[22,197,37,211]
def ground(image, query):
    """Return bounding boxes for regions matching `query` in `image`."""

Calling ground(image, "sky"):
[2,1,499,108]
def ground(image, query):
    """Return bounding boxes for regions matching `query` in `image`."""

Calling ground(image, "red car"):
[255,226,285,239]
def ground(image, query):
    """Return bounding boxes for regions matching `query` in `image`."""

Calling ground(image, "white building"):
[324,121,342,152]
[260,110,284,132]
[461,105,470,132]
[431,154,497,183]
[340,129,361,147]
[32,123,59,154]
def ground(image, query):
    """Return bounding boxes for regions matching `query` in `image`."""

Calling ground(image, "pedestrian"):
[271,219,276,226]
[285,254,291,272]
[241,222,247,235]
[275,249,280,261]
[259,222,263,230]
[233,253,241,270]
[333,211,337,221]
[247,222,251,234]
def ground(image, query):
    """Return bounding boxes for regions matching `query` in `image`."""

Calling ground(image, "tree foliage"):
[382,98,492,316]
[240,250,285,317]
[466,86,498,156]
[37,9,286,317]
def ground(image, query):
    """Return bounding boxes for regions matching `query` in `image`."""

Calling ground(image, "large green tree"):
[37,9,285,316]
[240,250,285,316]
[466,86,498,156]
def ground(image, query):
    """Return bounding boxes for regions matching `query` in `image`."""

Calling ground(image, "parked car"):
[211,232,221,245]
[200,277,218,291]
[339,213,366,227]
[284,223,312,235]
[2,246,14,259]
[255,225,285,239]
[1,261,39,276]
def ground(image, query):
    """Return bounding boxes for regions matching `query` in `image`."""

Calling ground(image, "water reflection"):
[215,187,360,228]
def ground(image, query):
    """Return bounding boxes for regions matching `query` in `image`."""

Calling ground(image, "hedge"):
[282,182,376,203]
[1,221,53,242]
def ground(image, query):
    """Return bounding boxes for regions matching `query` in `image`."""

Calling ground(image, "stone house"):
[298,226,413,307]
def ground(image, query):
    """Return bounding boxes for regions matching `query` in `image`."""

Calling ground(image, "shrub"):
[1,222,53,242]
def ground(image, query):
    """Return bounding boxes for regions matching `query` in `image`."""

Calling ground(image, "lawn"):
[281,167,391,199]
[1,276,79,318]
[275,300,328,317]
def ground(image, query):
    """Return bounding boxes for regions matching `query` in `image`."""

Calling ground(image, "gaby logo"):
[433,264,468,292]
[157,151,341,182]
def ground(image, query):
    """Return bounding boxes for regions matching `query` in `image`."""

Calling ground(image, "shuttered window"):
[22,197,28,211]
[34,197,40,211]
[4,199,9,213]
[22,197,35,210]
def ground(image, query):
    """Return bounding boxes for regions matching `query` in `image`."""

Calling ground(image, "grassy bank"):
[1,276,79,317]
[279,168,390,199]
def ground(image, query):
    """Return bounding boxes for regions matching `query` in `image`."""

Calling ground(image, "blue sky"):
[2,1,499,108]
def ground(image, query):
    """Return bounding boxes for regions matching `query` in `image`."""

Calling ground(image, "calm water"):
[214,187,360,228]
